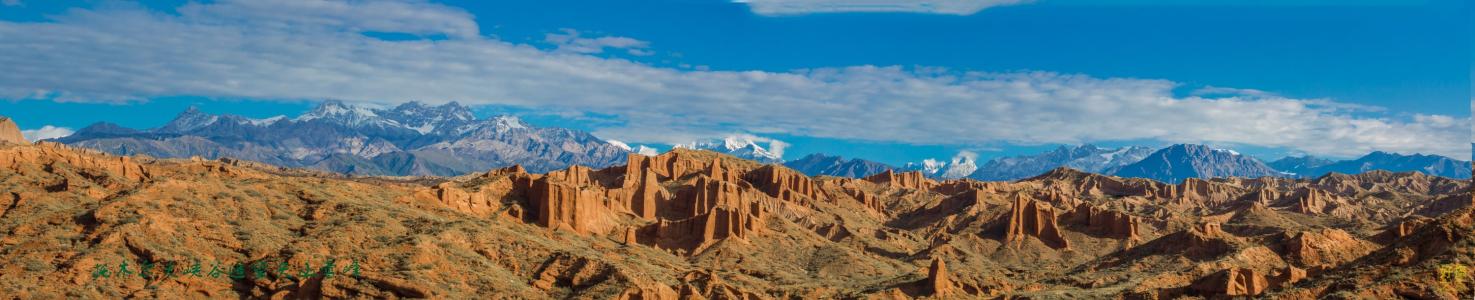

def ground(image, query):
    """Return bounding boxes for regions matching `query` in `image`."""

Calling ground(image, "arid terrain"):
[0,140,1471,299]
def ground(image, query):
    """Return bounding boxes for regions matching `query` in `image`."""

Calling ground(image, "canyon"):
[0,133,1470,298]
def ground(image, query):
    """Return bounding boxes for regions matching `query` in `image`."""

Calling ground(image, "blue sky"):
[0,0,1469,166]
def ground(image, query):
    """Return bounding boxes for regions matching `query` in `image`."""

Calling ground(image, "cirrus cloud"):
[0,0,1466,159]
[733,0,1032,16]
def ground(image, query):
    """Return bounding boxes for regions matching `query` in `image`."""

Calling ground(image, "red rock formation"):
[625,151,723,182]
[744,165,818,203]
[1005,195,1069,249]
[1272,266,1306,288]
[1195,222,1223,236]
[1192,267,1267,296]
[1184,222,1233,258]
[428,182,497,216]
[848,187,883,212]
[688,176,753,218]
[545,165,596,187]
[1253,188,1279,204]
[649,204,764,251]
[0,142,150,183]
[1175,178,1234,205]
[622,168,665,220]
[1291,188,1334,215]
[863,170,932,190]
[0,116,26,145]
[1066,203,1141,241]
[1390,217,1432,239]
[530,178,615,235]
[927,257,953,296]
[1282,228,1375,269]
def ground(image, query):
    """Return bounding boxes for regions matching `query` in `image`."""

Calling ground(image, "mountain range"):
[968,144,1155,181]
[30,101,1473,182]
[1272,151,1472,179]
[56,101,629,176]
[1108,144,1286,183]
[783,153,895,178]
[675,136,784,164]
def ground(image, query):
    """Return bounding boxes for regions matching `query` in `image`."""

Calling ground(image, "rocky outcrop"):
[864,170,932,190]
[625,151,723,182]
[531,178,617,235]
[1192,267,1267,296]
[1175,178,1235,205]
[1065,203,1141,242]
[928,257,953,296]
[0,142,149,183]
[1288,187,1335,215]
[1004,195,1069,249]
[1272,266,1306,289]
[621,167,666,220]
[744,165,819,202]
[1282,228,1375,270]
[646,204,764,252]
[0,117,25,144]
[427,182,497,216]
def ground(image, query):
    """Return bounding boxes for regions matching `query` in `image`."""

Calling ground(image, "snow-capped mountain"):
[1108,144,1283,183]
[1275,152,1471,179]
[969,144,1154,181]
[60,101,630,176]
[901,159,948,178]
[783,153,894,178]
[941,153,977,179]
[677,135,784,164]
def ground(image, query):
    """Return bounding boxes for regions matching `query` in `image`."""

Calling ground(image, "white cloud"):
[545,29,651,56]
[21,125,73,142]
[0,0,1466,159]
[733,0,1031,16]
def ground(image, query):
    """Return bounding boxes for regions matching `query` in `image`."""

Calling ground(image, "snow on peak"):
[634,145,659,156]
[1211,148,1241,156]
[940,151,979,179]
[607,139,633,151]
[295,100,388,128]
[487,115,528,130]
[680,134,784,163]
[242,115,286,126]
[907,159,947,175]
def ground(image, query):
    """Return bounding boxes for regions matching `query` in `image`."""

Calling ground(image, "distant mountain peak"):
[785,153,894,178]
[1108,143,1282,183]
[968,144,1154,181]
[60,100,632,176]
[679,135,782,163]
[158,106,221,133]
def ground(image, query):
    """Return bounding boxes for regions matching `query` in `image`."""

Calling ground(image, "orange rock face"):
[864,170,933,190]
[1005,195,1069,249]
[0,117,25,145]
[1066,203,1141,241]
[928,257,953,296]
[1193,267,1267,296]
[1282,228,1375,270]
[1,142,150,183]
[744,165,819,202]
[530,178,617,235]
[1291,187,1334,215]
